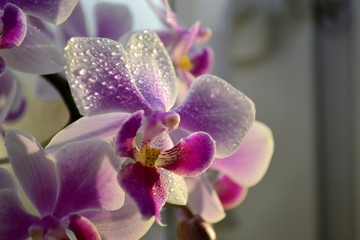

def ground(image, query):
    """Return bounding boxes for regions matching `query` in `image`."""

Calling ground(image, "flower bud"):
[176,215,216,240]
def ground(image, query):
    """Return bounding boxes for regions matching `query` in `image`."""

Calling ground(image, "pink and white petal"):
[118,162,167,221]
[0,167,16,190]
[0,0,79,24]
[5,130,58,216]
[83,195,155,240]
[0,24,64,74]
[46,112,130,153]
[0,3,27,49]
[68,214,101,240]
[174,74,256,158]
[211,121,274,187]
[157,132,215,177]
[115,111,143,158]
[0,189,39,239]
[186,177,225,223]
[158,168,187,206]
[64,37,152,116]
[212,175,248,209]
[95,3,132,40]
[127,30,177,111]
[52,140,124,218]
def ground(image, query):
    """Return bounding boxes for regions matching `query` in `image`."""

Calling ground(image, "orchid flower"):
[0,0,79,130]
[115,110,215,221]
[147,0,214,85]
[186,121,274,223]
[63,30,255,159]
[1,130,155,239]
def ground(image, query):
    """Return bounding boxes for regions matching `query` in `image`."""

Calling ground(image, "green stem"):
[41,74,81,124]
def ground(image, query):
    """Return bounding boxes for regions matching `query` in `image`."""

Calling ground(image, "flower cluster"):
[0,0,274,239]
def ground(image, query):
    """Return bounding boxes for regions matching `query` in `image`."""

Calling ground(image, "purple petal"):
[174,74,256,158]
[46,112,130,153]
[186,177,225,223]
[115,111,143,158]
[0,189,39,239]
[68,214,101,240]
[211,121,274,186]
[83,195,155,240]
[0,167,16,190]
[52,140,124,218]
[212,175,248,209]
[127,30,177,111]
[59,3,87,42]
[0,70,20,125]
[95,3,132,40]
[146,0,182,30]
[0,3,27,49]
[0,0,79,24]
[158,168,187,205]
[5,130,58,216]
[118,162,167,220]
[64,37,152,115]
[158,132,215,177]
[0,24,64,74]
[190,47,214,77]
[170,22,200,63]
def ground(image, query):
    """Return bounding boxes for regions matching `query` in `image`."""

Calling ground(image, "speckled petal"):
[118,162,167,221]
[5,130,58,216]
[0,189,39,239]
[211,121,274,187]
[157,132,215,177]
[212,175,248,209]
[95,3,132,40]
[158,168,187,205]
[46,112,130,153]
[186,177,225,223]
[0,24,64,74]
[0,3,27,49]
[68,214,101,240]
[115,111,143,158]
[64,37,152,115]
[0,0,79,24]
[52,140,124,218]
[0,168,16,190]
[174,74,256,158]
[127,30,177,111]
[83,195,155,240]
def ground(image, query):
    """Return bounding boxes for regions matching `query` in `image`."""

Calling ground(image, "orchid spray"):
[0,1,274,239]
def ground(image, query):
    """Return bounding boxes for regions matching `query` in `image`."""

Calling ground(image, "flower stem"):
[41,74,81,124]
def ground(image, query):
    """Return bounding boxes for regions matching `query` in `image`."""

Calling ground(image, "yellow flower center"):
[135,145,161,167]
[177,55,193,71]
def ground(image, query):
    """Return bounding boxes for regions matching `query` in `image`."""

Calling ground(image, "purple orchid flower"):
[1,130,155,239]
[0,0,79,127]
[63,30,255,159]
[115,110,215,221]
[186,121,274,223]
[147,0,214,85]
